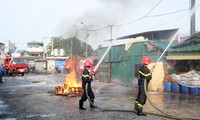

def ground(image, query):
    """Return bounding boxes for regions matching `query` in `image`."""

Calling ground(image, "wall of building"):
[27,42,44,56]
[47,59,56,73]
[0,43,6,65]
[4,41,15,54]
[34,60,47,73]
[98,42,165,91]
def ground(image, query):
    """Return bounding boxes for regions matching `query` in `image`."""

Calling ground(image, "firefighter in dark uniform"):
[79,60,96,110]
[135,56,154,116]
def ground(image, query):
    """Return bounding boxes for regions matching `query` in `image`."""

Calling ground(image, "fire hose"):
[143,79,198,120]
[86,79,200,120]
[85,82,99,108]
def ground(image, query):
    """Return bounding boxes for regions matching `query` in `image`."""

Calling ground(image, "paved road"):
[0,74,199,120]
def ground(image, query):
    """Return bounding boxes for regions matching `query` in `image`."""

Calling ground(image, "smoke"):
[56,0,139,50]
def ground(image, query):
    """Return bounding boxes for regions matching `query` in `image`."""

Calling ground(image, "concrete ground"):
[0,74,200,120]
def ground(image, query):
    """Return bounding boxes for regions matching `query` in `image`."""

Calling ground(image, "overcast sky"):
[0,0,199,50]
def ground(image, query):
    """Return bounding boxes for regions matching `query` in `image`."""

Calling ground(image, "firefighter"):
[134,56,154,116]
[79,60,96,110]
[0,64,4,83]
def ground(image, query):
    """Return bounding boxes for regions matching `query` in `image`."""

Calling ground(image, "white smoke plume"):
[56,0,139,50]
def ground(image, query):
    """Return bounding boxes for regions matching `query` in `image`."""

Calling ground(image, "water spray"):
[93,38,117,72]
[86,35,119,108]
[143,30,188,119]
[144,8,197,119]
[152,31,179,70]
[8,48,18,68]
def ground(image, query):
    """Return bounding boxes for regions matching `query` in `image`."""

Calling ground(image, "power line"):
[74,25,110,32]
[64,0,198,35]
[117,11,190,35]
[116,0,164,26]
[141,12,190,31]
[115,0,200,27]
[144,0,164,17]
[60,26,74,37]
[60,1,200,38]
[147,9,189,17]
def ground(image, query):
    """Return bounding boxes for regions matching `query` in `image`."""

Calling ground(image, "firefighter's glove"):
[150,65,155,73]
[90,71,95,76]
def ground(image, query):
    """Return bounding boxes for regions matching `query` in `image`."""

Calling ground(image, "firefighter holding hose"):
[79,60,96,110]
[134,56,154,116]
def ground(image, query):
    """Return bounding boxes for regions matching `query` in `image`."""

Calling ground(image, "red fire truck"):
[3,55,28,76]
[77,56,99,73]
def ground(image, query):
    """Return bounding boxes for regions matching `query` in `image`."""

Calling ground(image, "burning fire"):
[55,59,82,95]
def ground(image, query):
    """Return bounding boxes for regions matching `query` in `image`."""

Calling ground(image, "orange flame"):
[55,58,82,95]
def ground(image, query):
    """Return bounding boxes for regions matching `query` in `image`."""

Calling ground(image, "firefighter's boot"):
[137,107,147,116]
[79,100,86,110]
[90,99,96,108]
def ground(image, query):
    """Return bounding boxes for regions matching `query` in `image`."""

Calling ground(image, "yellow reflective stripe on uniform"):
[135,101,143,108]
[135,101,139,104]
[139,71,151,77]
[137,103,143,108]
[82,74,90,78]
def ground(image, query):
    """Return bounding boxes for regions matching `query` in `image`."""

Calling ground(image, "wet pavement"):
[0,74,200,120]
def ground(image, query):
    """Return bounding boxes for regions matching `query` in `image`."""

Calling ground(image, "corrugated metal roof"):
[27,41,44,46]
[169,44,200,51]
[171,38,200,48]
[148,40,200,52]
[8,50,26,54]
[148,40,177,51]
[117,29,178,40]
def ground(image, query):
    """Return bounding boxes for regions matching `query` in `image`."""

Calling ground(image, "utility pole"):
[108,25,114,83]
[71,26,77,59]
[190,0,196,36]
[110,25,114,40]
[81,22,91,58]
[85,33,89,58]
[71,37,73,59]
[51,38,54,56]
[43,37,45,58]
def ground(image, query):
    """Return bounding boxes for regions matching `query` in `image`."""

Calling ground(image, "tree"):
[46,36,94,57]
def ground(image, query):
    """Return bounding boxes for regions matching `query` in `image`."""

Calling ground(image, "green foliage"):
[46,36,94,57]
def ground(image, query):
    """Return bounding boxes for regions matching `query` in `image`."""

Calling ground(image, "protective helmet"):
[142,56,151,65]
[84,60,92,67]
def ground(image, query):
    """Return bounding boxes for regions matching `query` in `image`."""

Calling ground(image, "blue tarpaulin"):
[55,60,66,72]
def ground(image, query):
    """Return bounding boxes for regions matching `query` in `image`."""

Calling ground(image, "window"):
[92,59,98,66]
[13,58,26,64]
